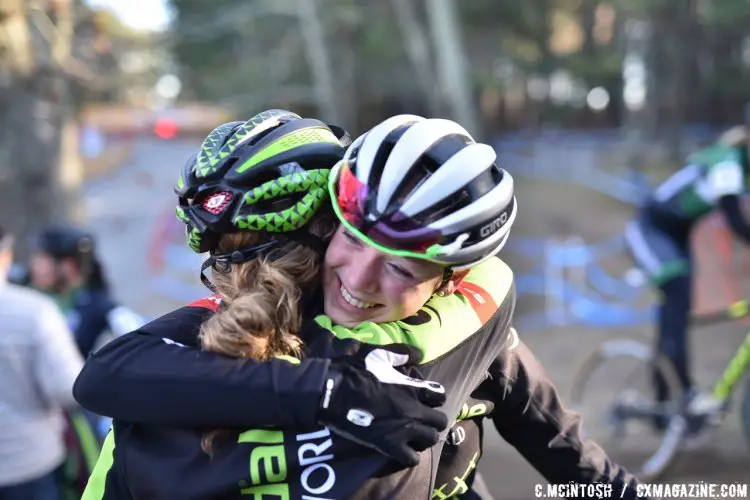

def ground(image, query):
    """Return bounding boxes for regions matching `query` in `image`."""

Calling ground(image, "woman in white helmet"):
[320,114,642,499]
[321,114,516,328]
[76,114,642,499]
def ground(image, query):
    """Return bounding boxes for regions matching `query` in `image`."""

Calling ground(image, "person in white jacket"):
[0,224,84,500]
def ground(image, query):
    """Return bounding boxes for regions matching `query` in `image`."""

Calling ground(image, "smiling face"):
[322,225,447,327]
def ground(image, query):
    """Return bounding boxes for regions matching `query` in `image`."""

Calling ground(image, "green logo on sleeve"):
[239,429,290,498]
[238,426,338,498]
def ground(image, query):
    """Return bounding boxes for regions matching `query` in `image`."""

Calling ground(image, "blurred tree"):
[698,0,750,121]
[391,0,439,115]
[0,0,74,259]
[167,0,234,99]
[165,0,750,136]
[168,0,405,130]
[427,0,481,135]
[0,0,140,259]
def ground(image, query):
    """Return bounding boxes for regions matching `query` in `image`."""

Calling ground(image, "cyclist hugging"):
[76,110,648,499]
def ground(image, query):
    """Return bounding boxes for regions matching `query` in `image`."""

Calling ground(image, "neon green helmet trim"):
[233,169,331,232]
[176,110,347,255]
[235,128,340,174]
[195,110,300,178]
[327,162,443,262]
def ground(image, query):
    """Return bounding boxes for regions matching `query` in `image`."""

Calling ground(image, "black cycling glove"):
[317,343,448,467]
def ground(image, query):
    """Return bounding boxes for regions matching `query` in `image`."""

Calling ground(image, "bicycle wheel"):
[570,337,686,481]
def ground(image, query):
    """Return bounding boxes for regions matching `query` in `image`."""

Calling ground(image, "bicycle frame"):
[712,328,750,402]
[692,299,750,404]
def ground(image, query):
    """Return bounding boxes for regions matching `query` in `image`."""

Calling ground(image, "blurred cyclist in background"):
[28,224,145,358]
[624,107,750,425]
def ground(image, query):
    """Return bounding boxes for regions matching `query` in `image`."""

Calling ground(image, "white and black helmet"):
[329,114,517,269]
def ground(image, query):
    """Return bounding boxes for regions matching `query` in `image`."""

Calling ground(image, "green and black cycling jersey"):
[644,145,750,241]
[76,257,642,499]
[433,341,640,500]
[78,258,517,499]
[84,313,451,500]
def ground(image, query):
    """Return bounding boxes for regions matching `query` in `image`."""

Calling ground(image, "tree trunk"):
[391,0,440,116]
[297,0,341,124]
[655,0,695,165]
[0,0,74,260]
[0,0,35,256]
[426,0,481,137]
[580,0,599,58]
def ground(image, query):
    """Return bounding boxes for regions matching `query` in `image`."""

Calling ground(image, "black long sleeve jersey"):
[433,341,642,500]
[78,255,643,499]
[79,258,517,499]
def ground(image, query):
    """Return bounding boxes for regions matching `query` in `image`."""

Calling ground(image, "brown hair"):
[199,211,336,455]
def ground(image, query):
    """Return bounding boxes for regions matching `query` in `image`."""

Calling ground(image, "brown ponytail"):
[199,212,336,455]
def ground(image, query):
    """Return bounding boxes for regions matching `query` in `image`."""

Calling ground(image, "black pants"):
[655,274,693,400]
[624,213,693,400]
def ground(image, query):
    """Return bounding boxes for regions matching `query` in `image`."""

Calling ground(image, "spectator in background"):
[0,224,84,500]
[28,224,144,358]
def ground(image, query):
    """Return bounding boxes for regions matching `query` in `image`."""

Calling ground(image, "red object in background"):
[148,210,174,274]
[692,211,750,324]
[153,118,179,139]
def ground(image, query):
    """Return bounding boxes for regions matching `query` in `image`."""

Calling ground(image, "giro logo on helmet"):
[202,191,233,215]
[479,212,509,238]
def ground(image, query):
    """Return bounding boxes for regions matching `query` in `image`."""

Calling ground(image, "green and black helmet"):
[174,109,349,276]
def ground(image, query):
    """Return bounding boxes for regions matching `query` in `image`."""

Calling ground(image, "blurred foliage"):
[70,2,166,111]
[165,0,750,131]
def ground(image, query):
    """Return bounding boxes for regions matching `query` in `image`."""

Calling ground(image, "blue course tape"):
[586,263,642,301]
[514,272,653,327]
[489,130,660,330]
[507,234,627,259]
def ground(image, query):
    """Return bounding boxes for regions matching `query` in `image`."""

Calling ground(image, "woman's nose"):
[343,252,380,293]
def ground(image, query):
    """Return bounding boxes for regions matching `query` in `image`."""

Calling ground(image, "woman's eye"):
[342,231,361,246]
[388,263,414,279]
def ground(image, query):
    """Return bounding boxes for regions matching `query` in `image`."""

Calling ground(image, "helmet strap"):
[199,239,283,293]
[199,259,217,293]
[436,267,454,293]
[198,229,328,293]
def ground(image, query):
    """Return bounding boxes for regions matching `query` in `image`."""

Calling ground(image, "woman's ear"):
[437,269,470,296]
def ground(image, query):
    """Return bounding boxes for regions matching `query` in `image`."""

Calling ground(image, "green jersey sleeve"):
[314,257,514,363]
